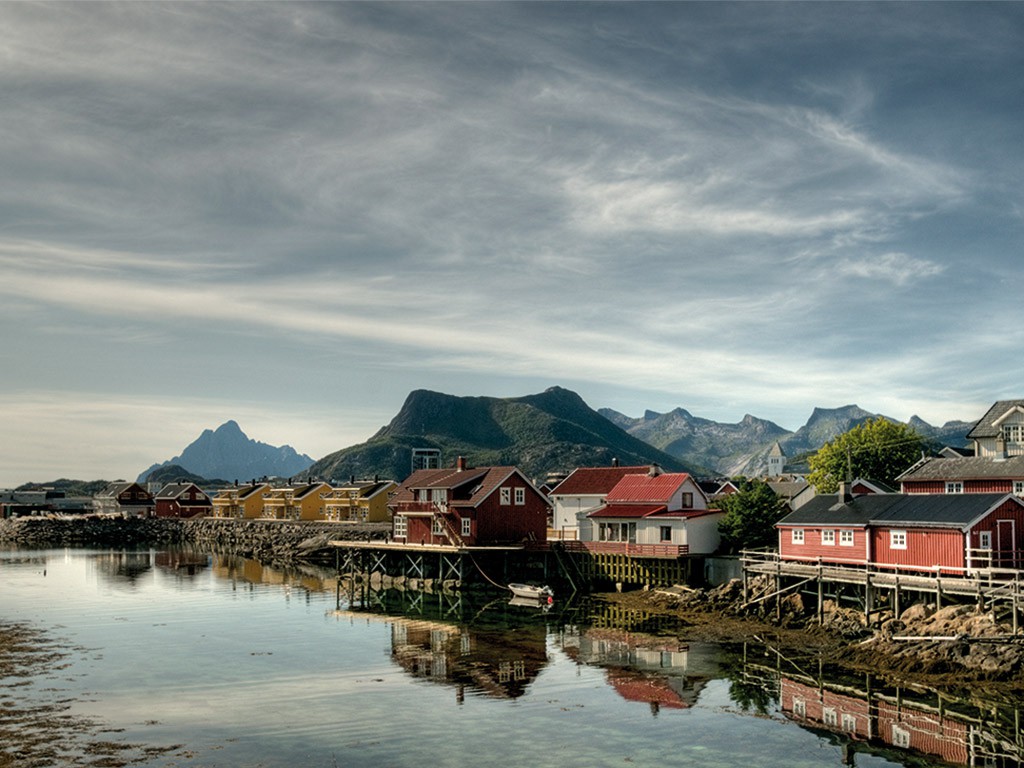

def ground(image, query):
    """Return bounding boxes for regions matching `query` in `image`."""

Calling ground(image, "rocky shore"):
[0,515,388,565]
[605,575,1024,689]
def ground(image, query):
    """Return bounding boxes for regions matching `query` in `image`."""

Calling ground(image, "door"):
[996,519,1017,568]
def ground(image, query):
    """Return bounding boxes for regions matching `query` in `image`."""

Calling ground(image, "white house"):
[548,464,652,539]
[582,469,723,555]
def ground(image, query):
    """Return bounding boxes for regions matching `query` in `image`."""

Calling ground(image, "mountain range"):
[601,404,973,477]
[139,420,313,484]
[138,388,978,485]
[308,387,686,483]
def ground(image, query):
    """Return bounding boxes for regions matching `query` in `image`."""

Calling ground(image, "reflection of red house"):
[605,669,691,710]
[781,678,970,765]
[389,458,548,546]
[154,482,212,518]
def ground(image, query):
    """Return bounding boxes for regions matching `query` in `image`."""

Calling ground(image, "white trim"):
[839,529,855,546]
[821,529,836,546]
[890,530,907,550]
[791,528,805,545]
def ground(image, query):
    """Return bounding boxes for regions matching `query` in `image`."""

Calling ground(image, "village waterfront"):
[3,544,1024,768]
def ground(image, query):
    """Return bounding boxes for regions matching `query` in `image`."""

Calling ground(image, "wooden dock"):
[741,549,1024,630]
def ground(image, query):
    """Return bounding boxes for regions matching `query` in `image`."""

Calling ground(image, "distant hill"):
[308,386,687,483]
[140,464,229,488]
[600,407,789,477]
[603,403,975,477]
[15,478,110,497]
[138,421,314,484]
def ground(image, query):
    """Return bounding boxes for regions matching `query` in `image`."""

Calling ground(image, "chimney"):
[612,458,619,467]
[456,456,466,471]
[648,463,663,477]
[838,481,852,503]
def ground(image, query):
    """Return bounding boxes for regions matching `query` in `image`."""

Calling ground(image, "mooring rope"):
[466,551,510,591]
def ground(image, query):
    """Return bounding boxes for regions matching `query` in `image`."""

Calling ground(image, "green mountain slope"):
[309,386,688,483]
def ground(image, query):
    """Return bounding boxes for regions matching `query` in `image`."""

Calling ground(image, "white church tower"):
[767,441,786,477]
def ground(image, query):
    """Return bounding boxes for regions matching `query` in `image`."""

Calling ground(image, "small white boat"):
[508,583,553,601]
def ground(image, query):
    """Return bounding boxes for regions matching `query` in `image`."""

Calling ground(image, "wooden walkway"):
[741,550,1024,629]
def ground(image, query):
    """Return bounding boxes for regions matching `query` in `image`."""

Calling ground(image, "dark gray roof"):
[966,400,1024,440]
[779,492,1013,530]
[897,455,1024,482]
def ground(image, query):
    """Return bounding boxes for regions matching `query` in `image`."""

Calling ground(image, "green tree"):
[715,480,788,553]
[807,416,925,493]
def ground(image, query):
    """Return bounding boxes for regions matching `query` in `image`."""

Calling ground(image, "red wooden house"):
[388,458,549,547]
[777,489,1024,573]
[154,482,212,518]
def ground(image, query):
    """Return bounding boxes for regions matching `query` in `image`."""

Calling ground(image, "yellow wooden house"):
[260,481,332,521]
[212,483,271,519]
[323,479,397,523]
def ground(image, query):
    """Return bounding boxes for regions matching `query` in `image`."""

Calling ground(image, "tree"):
[807,416,925,493]
[715,480,789,553]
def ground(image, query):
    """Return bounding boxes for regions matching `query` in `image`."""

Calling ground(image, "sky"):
[2,2,1023,486]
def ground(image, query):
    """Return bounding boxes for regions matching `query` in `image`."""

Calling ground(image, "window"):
[890,530,907,550]
[793,698,806,719]
[680,492,693,508]
[660,526,672,543]
[821,529,836,546]
[791,528,805,545]
[822,707,838,727]
[979,530,992,550]
[461,516,472,537]
[514,487,526,505]
[839,529,855,547]
[892,724,911,749]
[1002,423,1024,446]
[500,487,511,505]
[1015,481,1024,497]
[394,515,407,539]
[432,517,444,535]
[841,713,858,733]
[946,481,964,494]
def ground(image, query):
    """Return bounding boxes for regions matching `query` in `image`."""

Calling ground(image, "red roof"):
[606,473,692,504]
[552,466,651,496]
[391,465,533,508]
[588,504,719,520]
[588,503,667,519]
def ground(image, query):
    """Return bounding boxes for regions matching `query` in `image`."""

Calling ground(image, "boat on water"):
[508,583,554,601]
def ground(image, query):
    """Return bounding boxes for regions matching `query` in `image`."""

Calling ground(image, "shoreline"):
[598,580,1024,694]
[4,515,1024,691]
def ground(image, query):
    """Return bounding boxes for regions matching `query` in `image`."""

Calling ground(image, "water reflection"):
[740,644,1024,767]
[560,626,719,713]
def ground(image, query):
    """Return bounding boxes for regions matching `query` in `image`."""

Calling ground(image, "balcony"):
[391,500,442,516]
[556,541,689,559]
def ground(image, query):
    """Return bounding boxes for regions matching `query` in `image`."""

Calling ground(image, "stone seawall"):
[0,516,388,564]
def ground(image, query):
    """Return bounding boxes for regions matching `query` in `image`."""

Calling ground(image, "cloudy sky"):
[2,2,1022,485]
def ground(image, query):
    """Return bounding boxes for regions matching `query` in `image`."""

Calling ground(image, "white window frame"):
[500,487,511,505]
[841,713,857,733]
[791,528,805,545]
[461,516,472,537]
[979,530,992,550]
[793,698,806,718]
[821,529,836,546]
[514,487,526,505]
[946,481,964,494]
[892,723,911,749]
[890,530,907,550]
[839,529,855,547]
[822,706,837,727]
[394,515,408,539]
[432,517,444,536]
[1014,481,1024,497]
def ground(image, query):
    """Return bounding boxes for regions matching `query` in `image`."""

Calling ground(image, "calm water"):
[2,547,1022,768]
